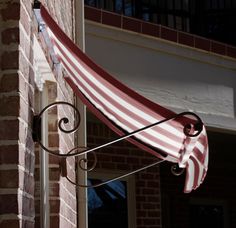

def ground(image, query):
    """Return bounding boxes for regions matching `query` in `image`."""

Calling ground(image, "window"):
[190,199,228,228]
[88,173,136,228]
[84,0,236,45]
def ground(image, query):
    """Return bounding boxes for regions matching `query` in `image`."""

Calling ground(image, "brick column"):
[0,0,35,227]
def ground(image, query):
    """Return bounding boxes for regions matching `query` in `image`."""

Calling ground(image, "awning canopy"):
[38,4,208,193]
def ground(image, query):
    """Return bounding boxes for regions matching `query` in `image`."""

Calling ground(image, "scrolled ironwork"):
[34,101,81,157]
[66,159,165,188]
[33,101,204,188]
[78,152,98,172]
[171,164,185,176]
[178,112,203,137]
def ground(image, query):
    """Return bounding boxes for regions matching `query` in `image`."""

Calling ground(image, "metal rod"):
[66,159,165,188]
[34,102,203,158]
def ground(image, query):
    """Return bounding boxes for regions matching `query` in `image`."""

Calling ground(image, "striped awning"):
[40,4,208,193]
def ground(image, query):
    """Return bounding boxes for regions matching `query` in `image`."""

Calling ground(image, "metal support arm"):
[33,101,203,188]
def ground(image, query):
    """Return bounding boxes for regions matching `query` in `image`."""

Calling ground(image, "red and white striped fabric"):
[40,5,208,193]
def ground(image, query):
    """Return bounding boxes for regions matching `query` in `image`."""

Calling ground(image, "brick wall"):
[0,0,76,227]
[87,115,162,228]
[160,131,236,228]
[0,0,35,227]
[33,0,76,227]
[34,81,77,228]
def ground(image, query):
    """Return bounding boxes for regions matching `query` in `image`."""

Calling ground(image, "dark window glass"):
[190,204,225,228]
[84,0,236,45]
[124,0,133,16]
[85,0,97,7]
[88,179,128,228]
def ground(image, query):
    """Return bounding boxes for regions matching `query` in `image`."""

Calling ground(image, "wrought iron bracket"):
[33,101,203,188]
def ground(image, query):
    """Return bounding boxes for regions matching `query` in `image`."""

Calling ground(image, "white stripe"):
[195,141,204,153]
[48,29,184,138]
[185,160,195,192]
[52,40,184,150]
[53,45,180,157]
[55,44,182,156]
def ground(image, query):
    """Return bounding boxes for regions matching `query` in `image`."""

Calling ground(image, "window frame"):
[88,171,137,228]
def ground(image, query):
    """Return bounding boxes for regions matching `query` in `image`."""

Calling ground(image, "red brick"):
[101,162,114,169]
[34,168,40,181]
[178,32,194,47]
[137,196,146,202]
[0,219,19,228]
[147,210,160,217]
[35,216,40,228]
[84,6,101,23]
[142,188,156,195]
[0,145,19,164]
[0,73,19,92]
[112,156,125,163]
[0,2,20,21]
[49,154,60,164]
[0,96,20,117]
[48,133,59,147]
[141,173,154,180]
[142,22,160,37]
[147,196,160,202]
[195,36,211,51]
[49,182,60,196]
[211,41,226,55]
[227,45,236,58]
[116,163,130,170]
[2,27,19,45]
[143,218,159,225]
[143,203,158,209]
[0,119,19,140]
[49,119,58,131]
[0,169,18,188]
[50,199,60,213]
[147,180,160,188]
[102,11,121,28]
[127,157,140,164]
[136,180,146,187]
[161,26,177,42]
[141,158,155,165]
[49,167,60,181]
[0,194,18,214]
[50,216,59,228]
[123,17,141,33]
[1,51,19,70]
[34,199,40,214]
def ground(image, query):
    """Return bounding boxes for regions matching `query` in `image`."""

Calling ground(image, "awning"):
[38,4,208,193]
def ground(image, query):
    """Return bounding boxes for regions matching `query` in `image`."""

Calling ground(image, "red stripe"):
[190,156,200,189]
[53,39,184,145]
[65,77,169,159]
[40,4,208,193]
[41,4,177,119]
[61,57,182,157]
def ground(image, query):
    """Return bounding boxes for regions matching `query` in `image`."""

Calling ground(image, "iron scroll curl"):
[33,101,204,187]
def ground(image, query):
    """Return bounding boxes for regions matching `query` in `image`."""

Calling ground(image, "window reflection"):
[84,0,236,45]
[88,179,128,228]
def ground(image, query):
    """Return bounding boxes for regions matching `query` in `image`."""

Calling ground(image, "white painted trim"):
[88,171,137,228]
[74,1,88,228]
[40,86,50,228]
[85,21,236,70]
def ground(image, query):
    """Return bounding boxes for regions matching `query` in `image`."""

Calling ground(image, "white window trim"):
[88,170,137,228]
